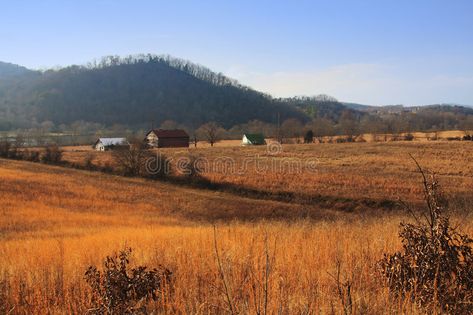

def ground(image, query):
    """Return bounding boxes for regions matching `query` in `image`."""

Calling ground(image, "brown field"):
[63,141,473,206]
[1,141,473,313]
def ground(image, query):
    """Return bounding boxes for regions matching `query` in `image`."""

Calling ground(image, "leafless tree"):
[281,118,304,143]
[197,122,225,147]
[339,110,357,139]
[112,139,150,176]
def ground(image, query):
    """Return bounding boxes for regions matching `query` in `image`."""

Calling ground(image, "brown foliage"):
[379,158,473,313]
[41,144,63,164]
[111,143,150,176]
[84,248,172,314]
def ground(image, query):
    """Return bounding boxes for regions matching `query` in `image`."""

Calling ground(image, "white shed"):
[242,134,266,146]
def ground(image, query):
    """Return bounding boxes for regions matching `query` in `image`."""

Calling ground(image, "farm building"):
[242,134,266,146]
[145,129,190,148]
[93,138,129,151]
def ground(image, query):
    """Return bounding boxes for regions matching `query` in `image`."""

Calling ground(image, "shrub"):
[84,248,172,315]
[100,162,114,174]
[41,145,63,164]
[404,133,414,141]
[0,141,11,158]
[112,144,150,176]
[84,154,96,170]
[304,130,314,143]
[378,159,473,314]
[21,149,41,162]
[0,141,24,160]
[6,145,19,159]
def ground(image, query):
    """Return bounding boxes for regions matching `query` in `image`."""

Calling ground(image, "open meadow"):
[63,140,473,208]
[1,141,473,314]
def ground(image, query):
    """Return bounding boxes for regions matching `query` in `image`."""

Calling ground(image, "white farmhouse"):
[93,138,129,151]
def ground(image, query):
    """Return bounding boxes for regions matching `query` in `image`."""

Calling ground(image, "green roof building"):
[242,133,266,146]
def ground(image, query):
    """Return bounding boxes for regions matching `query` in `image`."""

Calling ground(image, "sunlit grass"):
[1,141,472,313]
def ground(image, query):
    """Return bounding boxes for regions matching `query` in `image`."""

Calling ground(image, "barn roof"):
[96,138,128,146]
[148,129,189,138]
[243,134,266,145]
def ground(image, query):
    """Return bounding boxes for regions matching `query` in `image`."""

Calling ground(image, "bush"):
[0,141,24,160]
[112,144,150,176]
[0,141,11,158]
[21,149,41,162]
[404,133,414,141]
[41,145,62,164]
[6,146,20,159]
[378,159,473,313]
[84,154,96,170]
[304,130,314,144]
[84,248,172,314]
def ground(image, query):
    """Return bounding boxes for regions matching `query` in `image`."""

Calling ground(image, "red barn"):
[145,129,189,148]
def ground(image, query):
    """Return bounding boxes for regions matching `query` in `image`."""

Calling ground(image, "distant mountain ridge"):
[343,102,473,114]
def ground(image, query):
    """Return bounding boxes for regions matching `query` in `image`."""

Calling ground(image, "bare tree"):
[112,139,150,176]
[280,118,304,143]
[197,122,224,147]
[309,117,335,139]
[339,110,357,140]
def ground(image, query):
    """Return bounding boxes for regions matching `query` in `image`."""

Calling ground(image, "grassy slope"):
[63,141,473,205]
[0,158,351,239]
[0,158,407,314]
[1,141,473,313]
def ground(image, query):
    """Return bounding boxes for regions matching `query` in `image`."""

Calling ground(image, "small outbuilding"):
[242,134,266,146]
[93,138,129,151]
[145,129,190,148]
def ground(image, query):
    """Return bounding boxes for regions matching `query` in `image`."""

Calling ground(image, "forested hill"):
[1,55,473,134]
[0,55,307,130]
[0,61,34,79]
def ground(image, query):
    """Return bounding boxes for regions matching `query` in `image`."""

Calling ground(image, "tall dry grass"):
[1,141,473,314]
[0,218,422,314]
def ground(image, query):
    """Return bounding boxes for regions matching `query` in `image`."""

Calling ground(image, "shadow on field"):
[171,175,403,213]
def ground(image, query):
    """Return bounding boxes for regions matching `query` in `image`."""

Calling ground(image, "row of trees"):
[3,111,473,147]
[191,111,473,145]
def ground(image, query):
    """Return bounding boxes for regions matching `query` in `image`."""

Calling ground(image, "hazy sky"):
[1,0,472,105]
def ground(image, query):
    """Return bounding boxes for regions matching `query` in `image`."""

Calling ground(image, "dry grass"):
[1,141,473,313]
[191,141,473,204]
[65,141,473,206]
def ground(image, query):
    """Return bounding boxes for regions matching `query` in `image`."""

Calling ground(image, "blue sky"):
[1,0,472,105]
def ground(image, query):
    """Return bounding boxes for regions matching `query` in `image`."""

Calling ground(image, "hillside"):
[283,96,364,121]
[2,142,473,313]
[0,61,33,79]
[0,55,307,130]
[1,55,473,135]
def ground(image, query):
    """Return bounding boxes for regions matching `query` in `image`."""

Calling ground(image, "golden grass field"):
[63,140,473,206]
[1,141,473,314]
